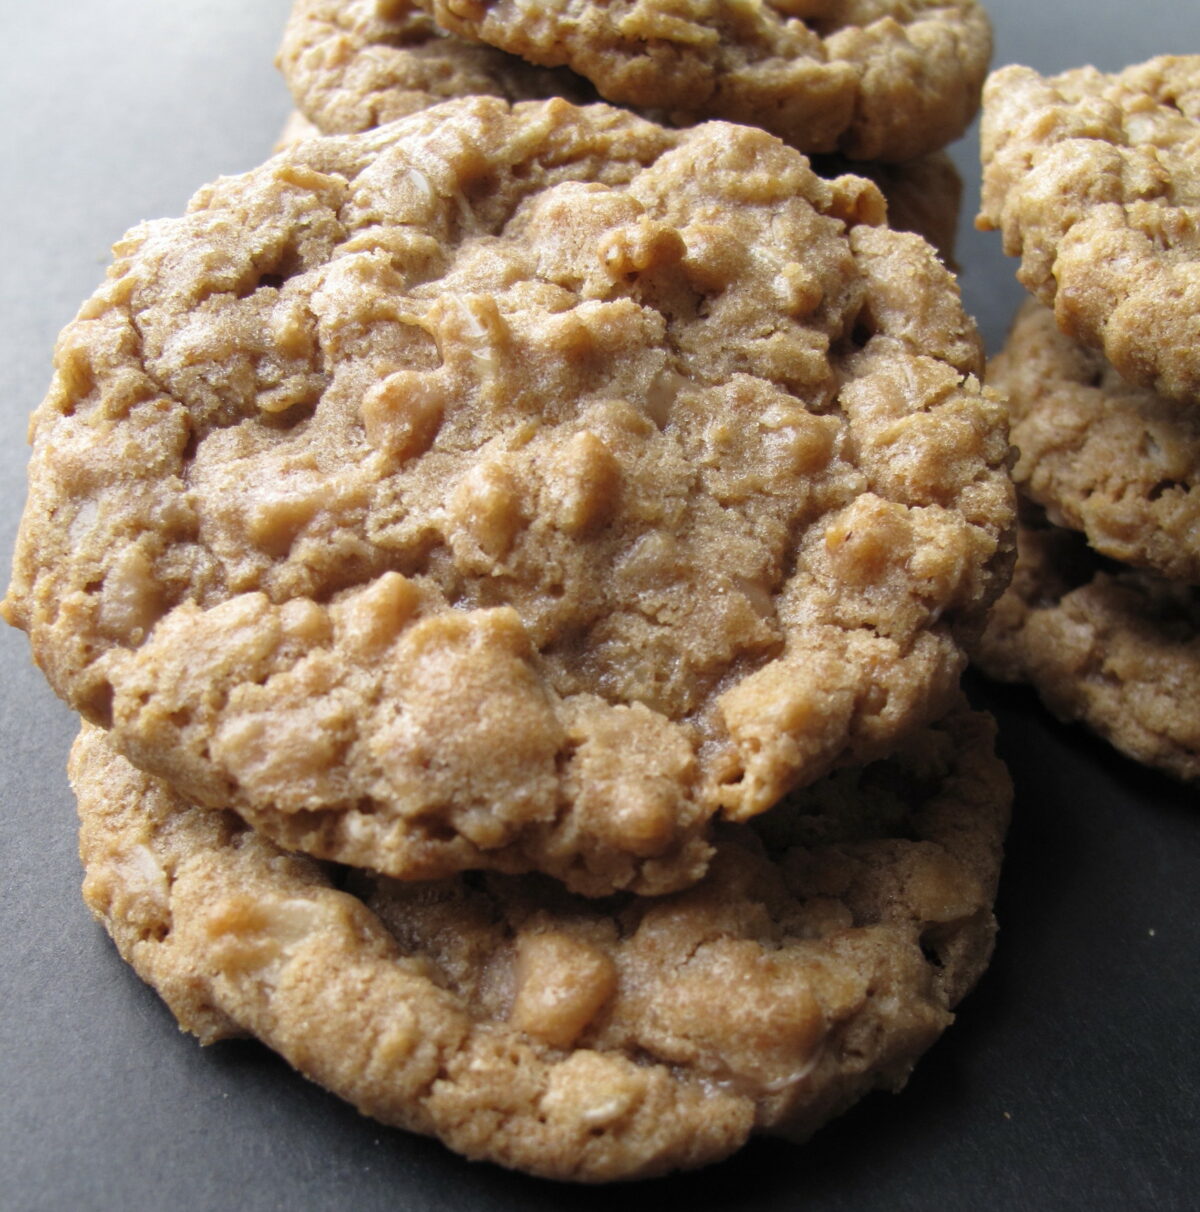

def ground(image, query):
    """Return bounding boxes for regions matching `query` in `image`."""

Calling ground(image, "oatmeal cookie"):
[5,97,1014,894]
[991,299,1200,583]
[278,0,594,135]
[73,702,1009,1181]
[974,516,1200,782]
[418,0,992,162]
[277,111,964,266]
[979,57,1200,403]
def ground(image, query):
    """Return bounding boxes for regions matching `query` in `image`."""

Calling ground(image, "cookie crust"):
[418,0,992,162]
[991,300,1200,583]
[5,97,1013,894]
[73,703,1009,1181]
[973,517,1200,782]
[979,57,1200,403]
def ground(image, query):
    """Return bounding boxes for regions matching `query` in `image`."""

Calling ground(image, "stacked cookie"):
[277,0,986,259]
[975,58,1200,782]
[3,2,1016,1182]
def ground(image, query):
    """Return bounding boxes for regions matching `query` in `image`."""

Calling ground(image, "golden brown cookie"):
[73,702,1010,1181]
[279,1,965,265]
[973,515,1200,782]
[979,57,1200,403]
[418,0,992,162]
[274,111,965,266]
[5,97,1014,895]
[278,0,594,134]
[991,299,1200,583]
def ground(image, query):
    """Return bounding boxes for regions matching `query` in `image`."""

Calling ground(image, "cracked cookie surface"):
[973,517,1200,782]
[979,57,1200,403]
[5,97,1013,893]
[991,300,1200,583]
[72,702,1009,1181]
[418,0,991,162]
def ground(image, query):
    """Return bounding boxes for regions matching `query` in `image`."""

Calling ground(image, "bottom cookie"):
[973,517,1200,782]
[73,706,1009,1182]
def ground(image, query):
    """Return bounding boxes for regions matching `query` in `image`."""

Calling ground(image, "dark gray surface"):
[2,3,1198,1209]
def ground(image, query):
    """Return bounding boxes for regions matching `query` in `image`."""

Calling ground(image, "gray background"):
[2,3,1198,1209]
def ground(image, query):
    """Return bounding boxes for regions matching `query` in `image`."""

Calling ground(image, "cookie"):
[990,299,1200,583]
[973,516,1200,782]
[4,97,1014,895]
[419,0,992,162]
[275,110,964,266]
[278,0,594,134]
[280,1,964,264]
[979,57,1200,403]
[72,702,1010,1181]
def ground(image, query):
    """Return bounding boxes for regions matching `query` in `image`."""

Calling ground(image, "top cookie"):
[991,299,1200,584]
[4,97,1013,895]
[979,57,1200,403]
[279,0,595,134]
[413,0,992,161]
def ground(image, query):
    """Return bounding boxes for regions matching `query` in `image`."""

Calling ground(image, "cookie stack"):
[974,58,1200,782]
[277,0,987,259]
[3,1,1016,1182]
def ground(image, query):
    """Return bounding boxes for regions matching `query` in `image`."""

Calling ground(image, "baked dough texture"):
[73,703,1010,1181]
[417,0,992,162]
[280,1,967,262]
[5,97,1013,894]
[279,0,595,135]
[283,0,989,161]
[979,57,1200,403]
[991,299,1200,583]
[277,110,965,266]
[974,517,1200,783]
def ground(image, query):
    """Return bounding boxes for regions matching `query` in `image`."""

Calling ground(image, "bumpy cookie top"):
[979,57,1200,403]
[73,704,1009,1181]
[279,0,594,134]
[417,0,991,161]
[991,300,1200,583]
[974,517,1200,783]
[5,98,1013,894]
[278,112,965,266]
